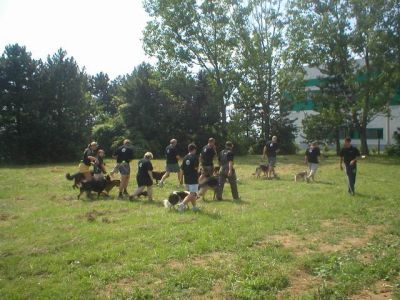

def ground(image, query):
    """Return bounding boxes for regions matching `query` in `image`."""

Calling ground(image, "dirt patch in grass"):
[277,270,322,299]
[191,280,229,300]
[261,233,317,256]
[350,280,394,300]
[79,209,112,222]
[167,251,234,270]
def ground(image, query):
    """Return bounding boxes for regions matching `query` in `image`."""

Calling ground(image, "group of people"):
[75,135,362,210]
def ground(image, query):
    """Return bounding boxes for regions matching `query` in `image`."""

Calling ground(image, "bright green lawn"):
[0,155,399,299]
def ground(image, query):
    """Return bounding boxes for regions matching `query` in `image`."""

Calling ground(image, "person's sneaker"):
[192,206,201,212]
[177,203,186,212]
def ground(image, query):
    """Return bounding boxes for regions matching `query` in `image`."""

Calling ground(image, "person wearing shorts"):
[263,136,279,179]
[78,142,98,181]
[113,139,134,198]
[159,139,181,186]
[199,137,217,182]
[304,142,321,182]
[129,152,154,201]
[178,143,200,212]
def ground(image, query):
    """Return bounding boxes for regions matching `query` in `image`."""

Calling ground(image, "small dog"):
[163,191,189,209]
[253,164,269,178]
[198,176,219,201]
[77,175,120,199]
[152,171,166,184]
[294,171,308,182]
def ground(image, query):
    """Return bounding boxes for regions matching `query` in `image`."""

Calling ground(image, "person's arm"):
[228,161,233,177]
[178,170,183,185]
[101,163,107,174]
[148,170,153,180]
[350,154,360,166]
[304,154,308,164]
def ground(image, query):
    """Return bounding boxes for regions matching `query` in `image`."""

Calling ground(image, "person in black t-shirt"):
[339,137,361,195]
[178,143,200,212]
[113,139,134,198]
[216,141,239,201]
[159,139,181,187]
[93,149,107,180]
[262,136,279,179]
[129,152,154,201]
[199,137,217,182]
[304,142,321,182]
[78,141,98,181]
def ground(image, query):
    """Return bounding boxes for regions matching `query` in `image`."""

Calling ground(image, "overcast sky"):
[0,0,151,78]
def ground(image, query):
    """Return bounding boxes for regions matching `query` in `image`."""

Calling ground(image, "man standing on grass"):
[304,141,321,182]
[339,137,361,196]
[199,137,217,182]
[178,143,200,212]
[262,135,279,179]
[113,139,134,199]
[159,139,181,187]
[216,141,239,201]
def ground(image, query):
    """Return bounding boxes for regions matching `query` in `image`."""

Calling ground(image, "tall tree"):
[143,0,239,137]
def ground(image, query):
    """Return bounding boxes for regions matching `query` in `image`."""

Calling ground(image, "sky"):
[0,0,151,78]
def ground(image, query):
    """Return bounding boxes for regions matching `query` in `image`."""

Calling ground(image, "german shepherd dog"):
[152,171,166,184]
[198,176,220,201]
[253,164,269,178]
[294,171,308,182]
[66,172,88,189]
[77,175,120,199]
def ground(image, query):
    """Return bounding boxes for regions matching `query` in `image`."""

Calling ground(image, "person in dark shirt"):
[93,149,107,180]
[178,143,200,212]
[199,137,217,182]
[339,137,361,195]
[129,152,154,201]
[262,136,279,179]
[78,141,98,181]
[113,139,134,199]
[304,142,321,182]
[159,139,181,187]
[216,141,239,201]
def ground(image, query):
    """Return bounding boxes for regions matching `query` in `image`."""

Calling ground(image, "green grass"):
[0,155,399,299]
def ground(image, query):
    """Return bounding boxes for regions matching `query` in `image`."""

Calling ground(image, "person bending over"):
[130,152,154,201]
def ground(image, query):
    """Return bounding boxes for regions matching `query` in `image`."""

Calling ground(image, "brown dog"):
[294,171,308,182]
[253,164,269,178]
[77,175,120,199]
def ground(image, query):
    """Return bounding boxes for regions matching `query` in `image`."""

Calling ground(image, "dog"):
[198,176,219,201]
[163,191,190,209]
[77,175,120,199]
[66,172,88,189]
[152,171,166,184]
[253,164,269,178]
[294,171,308,182]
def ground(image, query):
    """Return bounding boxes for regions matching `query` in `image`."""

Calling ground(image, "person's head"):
[344,137,352,148]
[188,143,197,153]
[123,139,131,146]
[144,152,153,160]
[272,136,278,143]
[170,139,177,146]
[225,141,233,149]
[311,141,318,149]
[98,149,105,157]
[89,141,98,150]
[208,137,215,147]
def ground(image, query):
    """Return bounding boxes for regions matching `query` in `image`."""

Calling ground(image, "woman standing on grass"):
[78,142,98,181]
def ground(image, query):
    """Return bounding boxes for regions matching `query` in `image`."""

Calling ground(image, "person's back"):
[166,144,178,164]
[115,144,134,163]
[181,152,199,185]
[137,158,153,183]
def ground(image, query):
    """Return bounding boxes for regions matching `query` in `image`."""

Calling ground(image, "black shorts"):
[137,177,153,187]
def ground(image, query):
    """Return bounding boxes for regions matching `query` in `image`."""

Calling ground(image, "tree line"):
[1,0,399,163]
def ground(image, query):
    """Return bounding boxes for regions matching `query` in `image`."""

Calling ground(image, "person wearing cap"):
[113,139,134,199]
[216,141,239,201]
[129,152,154,201]
[178,143,200,212]
[262,136,280,179]
[199,137,217,182]
[304,141,321,182]
[78,142,98,181]
[159,139,181,187]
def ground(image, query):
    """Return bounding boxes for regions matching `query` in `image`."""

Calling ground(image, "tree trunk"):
[359,122,369,155]
[216,78,227,139]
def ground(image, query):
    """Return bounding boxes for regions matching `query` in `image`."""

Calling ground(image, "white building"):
[289,65,400,150]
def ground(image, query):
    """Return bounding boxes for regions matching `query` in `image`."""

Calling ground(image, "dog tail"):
[66,172,80,181]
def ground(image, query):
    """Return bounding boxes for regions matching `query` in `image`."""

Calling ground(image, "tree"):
[143,0,240,137]
[90,72,117,116]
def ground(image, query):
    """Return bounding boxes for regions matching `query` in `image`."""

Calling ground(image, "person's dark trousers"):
[216,170,239,200]
[345,164,357,195]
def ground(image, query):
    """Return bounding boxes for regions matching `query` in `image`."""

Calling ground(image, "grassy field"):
[0,155,399,299]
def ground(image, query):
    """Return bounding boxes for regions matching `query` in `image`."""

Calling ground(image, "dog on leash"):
[152,171,166,184]
[66,172,88,189]
[77,175,120,199]
[198,176,219,201]
[253,164,269,178]
[294,171,308,182]
[163,191,190,209]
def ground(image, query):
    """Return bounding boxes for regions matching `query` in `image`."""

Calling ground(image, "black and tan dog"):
[66,172,88,189]
[77,175,120,199]
[253,164,269,178]
[198,176,219,201]
[152,171,166,184]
